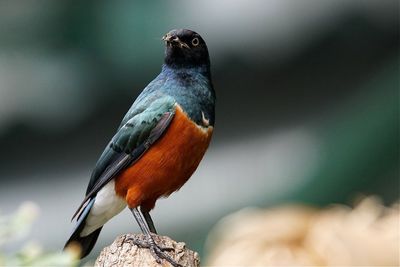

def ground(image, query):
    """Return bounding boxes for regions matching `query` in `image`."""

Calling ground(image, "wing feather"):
[71,96,176,220]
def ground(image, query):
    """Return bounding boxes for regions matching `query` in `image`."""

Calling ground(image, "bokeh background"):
[0,0,398,264]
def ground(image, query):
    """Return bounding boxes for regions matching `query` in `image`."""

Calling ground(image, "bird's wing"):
[72,95,176,220]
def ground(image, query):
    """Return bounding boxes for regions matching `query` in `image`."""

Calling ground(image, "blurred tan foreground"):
[205,197,399,266]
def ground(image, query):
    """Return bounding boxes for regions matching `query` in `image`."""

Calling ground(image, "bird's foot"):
[127,234,174,252]
[126,235,181,267]
[148,242,181,267]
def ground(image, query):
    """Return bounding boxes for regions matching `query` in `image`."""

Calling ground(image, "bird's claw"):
[149,243,182,267]
[126,236,181,267]
[126,236,174,251]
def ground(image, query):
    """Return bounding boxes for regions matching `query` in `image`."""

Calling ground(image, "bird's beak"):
[162,33,190,49]
[162,33,172,42]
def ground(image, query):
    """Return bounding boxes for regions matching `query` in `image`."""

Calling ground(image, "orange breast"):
[114,105,213,211]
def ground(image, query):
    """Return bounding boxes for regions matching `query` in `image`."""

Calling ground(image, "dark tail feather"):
[64,198,102,259]
[64,227,102,258]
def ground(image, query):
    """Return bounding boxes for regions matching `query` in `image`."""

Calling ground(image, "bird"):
[64,29,215,267]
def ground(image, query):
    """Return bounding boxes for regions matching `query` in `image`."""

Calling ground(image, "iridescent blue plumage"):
[128,64,215,127]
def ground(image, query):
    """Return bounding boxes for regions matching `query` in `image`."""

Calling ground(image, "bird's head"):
[162,29,210,69]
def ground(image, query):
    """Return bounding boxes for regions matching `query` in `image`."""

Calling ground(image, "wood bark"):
[94,233,200,267]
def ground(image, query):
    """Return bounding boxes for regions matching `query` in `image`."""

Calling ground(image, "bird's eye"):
[191,37,199,46]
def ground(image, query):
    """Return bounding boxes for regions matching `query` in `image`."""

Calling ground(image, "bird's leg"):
[128,208,180,267]
[140,207,158,234]
[130,208,172,251]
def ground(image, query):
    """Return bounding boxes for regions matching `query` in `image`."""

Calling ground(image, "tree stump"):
[94,233,200,267]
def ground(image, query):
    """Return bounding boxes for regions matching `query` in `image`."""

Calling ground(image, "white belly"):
[80,180,126,237]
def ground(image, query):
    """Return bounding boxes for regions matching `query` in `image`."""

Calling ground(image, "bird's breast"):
[114,104,213,209]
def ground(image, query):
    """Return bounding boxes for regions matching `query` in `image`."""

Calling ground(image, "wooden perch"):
[94,233,200,267]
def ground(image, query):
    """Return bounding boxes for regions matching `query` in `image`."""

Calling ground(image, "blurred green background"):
[0,0,398,263]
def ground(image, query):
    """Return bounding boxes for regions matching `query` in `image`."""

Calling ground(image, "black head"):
[162,29,210,69]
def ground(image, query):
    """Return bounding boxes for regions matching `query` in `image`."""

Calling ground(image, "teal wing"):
[72,95,176,220]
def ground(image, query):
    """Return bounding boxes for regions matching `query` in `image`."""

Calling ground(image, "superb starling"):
[64,29,215,266]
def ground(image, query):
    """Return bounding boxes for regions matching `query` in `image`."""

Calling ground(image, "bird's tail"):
[64,198,102,259]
